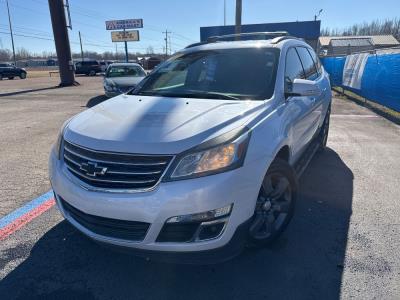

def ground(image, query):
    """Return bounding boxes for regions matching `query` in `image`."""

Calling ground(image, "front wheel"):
[247,158,297,247]
[8,77,14,80]
[89,70,96,76]
[20,72,26,79]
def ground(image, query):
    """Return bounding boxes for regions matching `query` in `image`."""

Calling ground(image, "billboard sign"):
[111,30,140,42]
[106,19,143,30]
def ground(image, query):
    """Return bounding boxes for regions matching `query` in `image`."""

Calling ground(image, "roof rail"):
[207,31,289,43]
[270,36,304,44]
[185,41,208,49]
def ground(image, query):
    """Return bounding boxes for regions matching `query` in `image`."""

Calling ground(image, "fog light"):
[166,204,233,223]
[198,221,226,240]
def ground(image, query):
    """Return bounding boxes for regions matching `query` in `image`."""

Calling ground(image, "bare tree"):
[0,49,12,62]
[322,18,400,41]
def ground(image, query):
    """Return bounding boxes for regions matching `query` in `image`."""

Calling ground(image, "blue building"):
[200,20,321,49]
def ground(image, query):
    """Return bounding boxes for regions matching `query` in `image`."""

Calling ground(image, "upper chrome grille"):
[63,140,173,191]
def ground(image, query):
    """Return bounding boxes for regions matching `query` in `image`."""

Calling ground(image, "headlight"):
[167,129,251,180]
[54,119,70,160]
[104,81,116,91]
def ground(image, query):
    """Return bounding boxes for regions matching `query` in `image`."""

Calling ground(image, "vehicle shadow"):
[0,148,353,300]
[86,95,108,108]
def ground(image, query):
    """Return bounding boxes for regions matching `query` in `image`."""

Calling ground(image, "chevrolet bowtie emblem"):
[80,161,108,177]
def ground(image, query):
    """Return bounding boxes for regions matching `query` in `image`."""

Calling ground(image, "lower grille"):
[60,197,150,241]
[63,140,173,191]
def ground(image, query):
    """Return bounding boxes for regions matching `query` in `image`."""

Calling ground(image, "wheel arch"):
[275,145,290,162]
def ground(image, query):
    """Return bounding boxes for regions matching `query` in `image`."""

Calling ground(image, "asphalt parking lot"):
[0,76,399,300]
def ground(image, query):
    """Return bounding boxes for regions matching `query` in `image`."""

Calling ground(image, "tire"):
[0,74,2,80]
[318,104,331,151]
[20,72,26,79]
[247,158,297,247]
[89,70,96,76]
[8,77,14,80]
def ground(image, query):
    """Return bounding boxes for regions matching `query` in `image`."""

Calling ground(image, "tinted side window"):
[285,48,305,93]
[296,47,318,80]
[307,48,323,75]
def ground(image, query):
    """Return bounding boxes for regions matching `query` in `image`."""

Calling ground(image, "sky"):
[0,0,399,55]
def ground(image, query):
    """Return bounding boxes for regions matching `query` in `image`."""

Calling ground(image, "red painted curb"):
[0,198,56,240]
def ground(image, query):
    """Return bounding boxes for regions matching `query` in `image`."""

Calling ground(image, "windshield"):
[130,48,280,100]
[106,66,146,78]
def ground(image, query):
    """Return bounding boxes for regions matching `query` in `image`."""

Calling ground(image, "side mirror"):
[286,78,321,98]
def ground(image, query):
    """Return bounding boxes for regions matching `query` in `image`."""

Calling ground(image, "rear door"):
[284,47,318,161]
[295,47,322,144]
[306,47,330,128]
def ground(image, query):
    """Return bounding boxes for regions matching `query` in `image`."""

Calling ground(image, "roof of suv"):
[183,37,307,53]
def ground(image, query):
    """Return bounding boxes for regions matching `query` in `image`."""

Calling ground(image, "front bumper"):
[49,149,266,254]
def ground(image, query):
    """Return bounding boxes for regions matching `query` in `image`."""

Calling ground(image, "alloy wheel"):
[249,172,293,240]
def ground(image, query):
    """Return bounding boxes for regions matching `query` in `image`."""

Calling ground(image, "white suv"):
[49,33,331,263]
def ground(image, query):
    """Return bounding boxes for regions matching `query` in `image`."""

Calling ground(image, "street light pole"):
[235,0,242,38]
[314,9,323,21]
[224,0,226,26]
[5,0,16,66]
[124,28,128,62]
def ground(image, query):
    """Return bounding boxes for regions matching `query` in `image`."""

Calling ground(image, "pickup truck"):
[49,33,332,263]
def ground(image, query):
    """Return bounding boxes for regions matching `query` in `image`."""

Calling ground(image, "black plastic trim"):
[97,218,252,265]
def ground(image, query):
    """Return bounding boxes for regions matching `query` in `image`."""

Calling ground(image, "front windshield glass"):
[106,66,146,78]
[131,48,280,100]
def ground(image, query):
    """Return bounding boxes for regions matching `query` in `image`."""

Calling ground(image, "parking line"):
[0,191,55,240]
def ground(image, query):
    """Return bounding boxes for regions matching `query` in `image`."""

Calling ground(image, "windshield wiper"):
[163,91,240,100]
[132,91,240,100]
[195,92,240,100]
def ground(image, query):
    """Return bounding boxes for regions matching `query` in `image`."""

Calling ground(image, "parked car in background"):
[50,33,331,263]
[0,63,27,80]
[103,63,146,97]
[75,60,101,76]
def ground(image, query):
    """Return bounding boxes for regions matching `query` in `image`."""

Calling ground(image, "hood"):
[64,95,267,154]
[104,76,144,87]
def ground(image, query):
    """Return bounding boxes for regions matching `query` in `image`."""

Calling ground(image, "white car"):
[49,33,331,263]
[103,63,146,98]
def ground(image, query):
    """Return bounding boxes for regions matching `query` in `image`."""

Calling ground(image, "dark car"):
[75,60,101,76]
[0,63,27,80]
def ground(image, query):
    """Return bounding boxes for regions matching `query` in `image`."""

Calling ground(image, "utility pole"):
[163,30,171,59]
[224,0,226,26]
[48,0,75,86]
[5,0,16,66]
[235,0,242,38]
[79,31,84,62]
